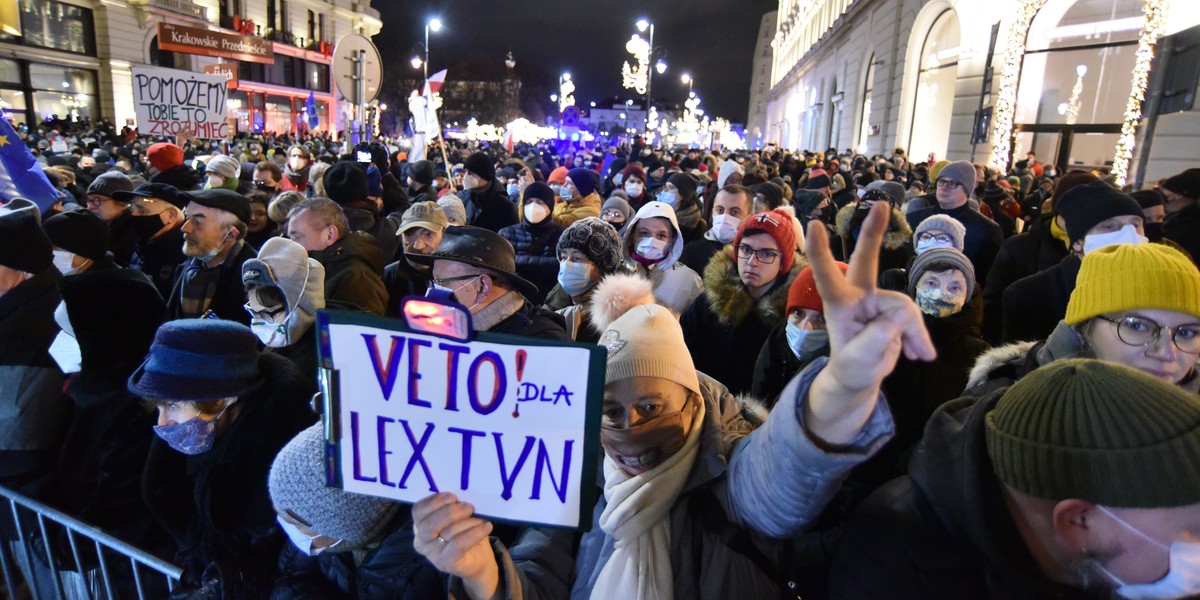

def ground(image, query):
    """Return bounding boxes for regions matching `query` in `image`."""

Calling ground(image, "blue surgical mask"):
[153,400,234,455]
[785,322,829,362]
[506,182,519,196]
[559,185,575,201]
[657,190,677,206]
[558,261,594,297]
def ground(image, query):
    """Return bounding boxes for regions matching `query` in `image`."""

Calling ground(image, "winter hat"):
[408,226,539,298]
[323,162,369,207]
[752,182,785,210]
[408,160,434,185]
[146,142,184,172]
[127,319,262,402]
[366,165,383,197]
[242,236,326,315]
[865,180,905,207]
[205,155,240,180]
[928,160,952,182]
[1131,189,1164,209]
[463,152,495,182]
[787,261,848,315]
[793,190,826,215]
[522,182,555,208]
[567,168,601,198]
[557,217,624,275]
[936,161,977,195]
[589,274,701,395]
[42,210,110,261]
[87,171,134,199]
[806,168,831,190]
[985,358,1200,508]
[0,199,52,273]
[907,246,976,298]
[1056,180,1143,243]
[1064,243,1200,325]
[61,268,166,379]
[399,201,448,235]
[1050,171,1100,211]
[180,188,251,225]
[666,172,697,199]
[980,181,1009,202]
[549,166,569,185]
[602,196,632,222]
[269,424,401,550]
[113,182,186,210]
[913,214,967,252]
[619,163,646,184]
[854,172,878,188]
[733,208,798,274]
[717,159,742,188]
[437,196,467,226]
[1162,169,1200,200]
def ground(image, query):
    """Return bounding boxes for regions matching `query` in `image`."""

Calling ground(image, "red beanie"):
[734,208,799,274]
[147,142,184,172]
[787,262,848,315]
[620,163,647,183]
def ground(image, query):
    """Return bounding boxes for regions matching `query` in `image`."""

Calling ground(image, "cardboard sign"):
[317,310,605,529]
[132,67,229,139]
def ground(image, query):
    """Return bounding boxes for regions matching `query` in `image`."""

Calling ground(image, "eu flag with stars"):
[306,91,319,130]
[0,118,59,214]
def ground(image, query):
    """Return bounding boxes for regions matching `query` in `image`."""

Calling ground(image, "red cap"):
[787,261,848,315]
[146,142,184,172]
[733,208,799,275]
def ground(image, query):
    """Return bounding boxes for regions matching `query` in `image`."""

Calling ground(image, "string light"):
[988,0,1046,174]
[1111,0,1165,187]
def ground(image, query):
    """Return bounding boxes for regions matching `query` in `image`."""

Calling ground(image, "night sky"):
[370,0,778,124]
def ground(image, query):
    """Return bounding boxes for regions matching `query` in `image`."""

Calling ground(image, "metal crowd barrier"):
[0,484,181,600]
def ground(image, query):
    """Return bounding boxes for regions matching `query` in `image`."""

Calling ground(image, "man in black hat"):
[411,226,568,340]
[1161,168,1200,263]
[42,210,115,275]
[406,159,439,206]
[117,182,189,298]
[456,152,517,233]
[166,188,258,323]
[86,171,138,267]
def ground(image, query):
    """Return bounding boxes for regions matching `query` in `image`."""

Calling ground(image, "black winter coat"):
[131,224,187,300]
[749,320,827,405]
[458,181,518,233]
[382,257,430,318]
[498,219,564,306]
[152,164,202,191]
[1001,254,1081,344]
[981,217,1068,344]
[488,300,571,341]
[141,353,316,598]
[108,210,141,267]
[166,241,258,324]
[314,232,389,316]
[1164,202,1200,263]
[679,238,723,275]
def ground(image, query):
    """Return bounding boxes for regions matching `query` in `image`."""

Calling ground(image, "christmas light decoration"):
[622,34,650,95]
[988,0,1046,173]
[1111,0,1165,186]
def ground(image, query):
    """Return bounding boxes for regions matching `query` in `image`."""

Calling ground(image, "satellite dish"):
[332,34,382,104]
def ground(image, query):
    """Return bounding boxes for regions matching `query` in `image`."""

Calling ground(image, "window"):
[858,55,875,152]
[28,62,97,122]
[907,10,960,162]
[0,0,96,56]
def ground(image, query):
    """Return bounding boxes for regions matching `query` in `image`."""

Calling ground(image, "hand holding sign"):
[413,492,500,600]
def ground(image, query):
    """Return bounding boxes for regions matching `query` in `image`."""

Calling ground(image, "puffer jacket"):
[620,201,703,315]
[499,198,565,306]
[681,246,806,395]
[551,191,601,228]
[834,204,914,275]
[313,232,388,316]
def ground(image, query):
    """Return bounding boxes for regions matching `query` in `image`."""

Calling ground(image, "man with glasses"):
[253,161,283,195]
[85,171,138,266]
[1160,168,1200,263]
[115,182,188,298]
[906,160,1002,288]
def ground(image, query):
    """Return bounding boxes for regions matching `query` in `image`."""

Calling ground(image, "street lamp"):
[681,73,693,99]
[423,18,443,82]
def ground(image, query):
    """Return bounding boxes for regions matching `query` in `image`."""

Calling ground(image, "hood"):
[835,203,912,250]
[622,200,685,269]
[342,206,379,234]
[700,245,806,327]
[965,341,1037,391]
[317,231,386,274]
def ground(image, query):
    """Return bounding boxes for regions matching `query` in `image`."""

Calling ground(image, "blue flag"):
[306,91,319,130]
[0,118,59,214]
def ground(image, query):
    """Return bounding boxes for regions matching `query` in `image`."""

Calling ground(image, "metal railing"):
[0,485,182,600]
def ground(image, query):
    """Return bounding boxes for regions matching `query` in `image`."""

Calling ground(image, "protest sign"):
[317,310,605,529]
[132,66,229,139]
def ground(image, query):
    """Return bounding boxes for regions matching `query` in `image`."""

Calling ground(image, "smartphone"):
[356,150,372,163]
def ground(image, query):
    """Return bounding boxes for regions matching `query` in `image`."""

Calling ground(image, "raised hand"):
[412,492,500,600]
[803,202,934,445]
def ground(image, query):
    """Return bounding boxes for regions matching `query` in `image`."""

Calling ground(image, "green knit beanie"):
[985,359,1200,508]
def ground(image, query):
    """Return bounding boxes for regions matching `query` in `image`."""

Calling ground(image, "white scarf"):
[591,398,707,600]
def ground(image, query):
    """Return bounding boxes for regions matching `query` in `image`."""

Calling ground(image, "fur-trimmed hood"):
[701,245,807,327]
[835,203,912,250]
[964,341,1036,391]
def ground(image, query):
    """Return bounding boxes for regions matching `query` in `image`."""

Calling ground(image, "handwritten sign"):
[317,310,604,529]
[132,67,229,139]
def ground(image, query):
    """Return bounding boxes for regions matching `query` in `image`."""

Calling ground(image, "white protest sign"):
[132,66,230,139]
[317,310,604,529]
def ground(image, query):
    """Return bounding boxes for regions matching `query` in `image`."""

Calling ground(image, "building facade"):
[0,0,381,135]
[763,0,1200,186]
[746,10,777,148]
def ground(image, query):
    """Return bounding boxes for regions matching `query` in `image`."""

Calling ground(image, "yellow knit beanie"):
[1065,243,1200,325]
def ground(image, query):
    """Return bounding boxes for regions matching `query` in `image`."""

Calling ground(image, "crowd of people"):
[2,117,1200,599]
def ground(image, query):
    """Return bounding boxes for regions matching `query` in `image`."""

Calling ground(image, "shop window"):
[0,58,19,84]
[908,9,960,162]
[1,0,97,56]
[264,94,292,133]
[0,88,28,125]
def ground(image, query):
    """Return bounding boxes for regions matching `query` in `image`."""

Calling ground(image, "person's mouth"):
[618,449,661,474]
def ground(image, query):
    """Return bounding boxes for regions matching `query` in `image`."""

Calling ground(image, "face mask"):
[657,190,677,207]
[625,182,643,197]
[634,236,668,262]
[153,400,234,455]
[425,275,479,306]
[709,214,740,244]
[1083,224,1148,255]
[558,260,594,297]
[613,173,624,186]
[785,322,829,362]
[52,249,78,275]
[277,516,341,556]
[1093,506,1200,600]
[601,399,696,473]
[194,228,233,262]
[506,182,519,196]
[524,202,550,224]
[915,287,965,317]
[206,175,225,189]
[462,174,480,190]
[559,185,575,201]
[250,317,288,348]
[915,238,956,254]
[549,183,562,196]
[289,157,307,171]
[131,213,166,241]
[1145,222,1164,242]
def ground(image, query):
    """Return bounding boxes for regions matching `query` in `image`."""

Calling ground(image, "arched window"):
[907,9,960,162]
[828,77,841,150]
[858,55,874,153]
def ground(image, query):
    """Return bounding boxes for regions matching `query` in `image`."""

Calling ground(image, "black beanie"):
[522,182,555,207]
[752,182,785,210]
[0,199,52,273]
[323,161,369,207]
[43,210,110,261]
[1131,189,1164,209]
[567,168,600,198]
[464,152,495,182]
[1162,168,1200,200]
[408,160,434,185]
[666,172,697,199]
[1056,180,1143,243]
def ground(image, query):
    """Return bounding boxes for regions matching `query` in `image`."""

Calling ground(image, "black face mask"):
[1145,221,1165,242]
[848,203,872,235]
[131,213,166,241]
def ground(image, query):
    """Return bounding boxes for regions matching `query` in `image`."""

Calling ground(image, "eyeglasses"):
[935,178,962,189]
[253,180,276,189]
[1095,315,1200,354]
[736,244,781,264]
[430,274,481,288]
[600,209,625,220]
[916,232,953,244]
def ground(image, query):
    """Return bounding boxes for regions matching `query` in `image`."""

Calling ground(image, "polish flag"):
[425,69,447,98]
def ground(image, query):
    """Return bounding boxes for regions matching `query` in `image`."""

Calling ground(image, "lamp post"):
[637,19,655,134]
[423,18,442,82]
[681,73,693,100]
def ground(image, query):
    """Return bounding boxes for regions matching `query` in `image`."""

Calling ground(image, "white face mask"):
[462,173,481,190]
[524,202,550,224]
[915,238,956,254]
[289,157,307,171]
[709,214,741,244]
[250,317,289,348]
[277,516,340,556]
[625,182,644,197]
[1083,224,1148,255]
[52,249,78,275]
[635,236,668,261]
[1094,506,1200,600]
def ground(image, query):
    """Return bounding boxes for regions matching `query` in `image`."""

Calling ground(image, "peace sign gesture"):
[802,202,935,446]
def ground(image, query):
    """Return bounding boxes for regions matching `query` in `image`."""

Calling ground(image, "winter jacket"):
[551,191,601,228]
[679,237,724,275]
[0,267,70,490]
[343,206,403,264]
[382,257,431,318]
[270,515,444,600]
[486,297,571,341]
[981,217,1069,344]
[131,223,186,300]
[1164,201,1200,263]
[620,202,703,315]
[142,353,317,598]
[1001,254,1081,344]
[499,205,565,306]
[460,362,895,599]
[166,240,258,324]
[835,204,914,275]
[829,390,1097,600]
[313,232,389,316]
[907,203,1003,286]
[151,164,201,191]
[750,321,828,405]
[458,180,518,233]
[108,210,140,267]
[681,246,806,395]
